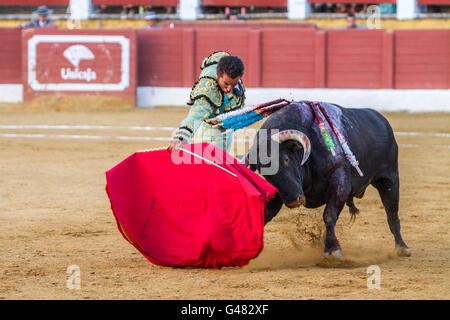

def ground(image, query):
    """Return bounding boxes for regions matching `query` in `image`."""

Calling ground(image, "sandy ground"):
[0,101,449,300]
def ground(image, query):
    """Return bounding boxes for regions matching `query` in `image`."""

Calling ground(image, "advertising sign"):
[23,30,136,104]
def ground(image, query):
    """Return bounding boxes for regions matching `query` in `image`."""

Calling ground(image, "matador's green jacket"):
[173,51,245,152]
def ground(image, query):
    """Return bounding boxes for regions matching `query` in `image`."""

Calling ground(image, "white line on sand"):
[0,125,448,138]
[0,125,177,131]
[0,133,449,149]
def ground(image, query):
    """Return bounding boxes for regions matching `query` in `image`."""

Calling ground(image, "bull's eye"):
[284,156,289,166]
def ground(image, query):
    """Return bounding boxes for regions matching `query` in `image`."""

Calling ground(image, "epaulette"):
[200,51,230,70]
[188,77,223,109]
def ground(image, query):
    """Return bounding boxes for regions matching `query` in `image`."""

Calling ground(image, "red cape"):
[105,143,278,269]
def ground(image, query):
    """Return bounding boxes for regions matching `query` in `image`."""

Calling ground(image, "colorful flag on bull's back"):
[105,143,278,269]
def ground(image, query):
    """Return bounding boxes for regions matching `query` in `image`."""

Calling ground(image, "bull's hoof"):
[323,249,342,259]
[396,246,411,257]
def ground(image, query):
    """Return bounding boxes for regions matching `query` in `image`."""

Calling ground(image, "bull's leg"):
[323,171,350,257]
[323,204,344,257]
[372,175,411,257]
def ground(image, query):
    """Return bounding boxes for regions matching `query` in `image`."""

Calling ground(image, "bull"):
[245,101,411,257]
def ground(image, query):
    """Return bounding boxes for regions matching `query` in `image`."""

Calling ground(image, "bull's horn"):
[271,130,311,166]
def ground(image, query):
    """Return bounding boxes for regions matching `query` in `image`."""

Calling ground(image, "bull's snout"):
[286,195,306,208]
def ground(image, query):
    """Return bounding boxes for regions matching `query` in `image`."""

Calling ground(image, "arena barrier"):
[137,27,450,90]
[201,0,286,5]
[0,27,21,85]
[0,27,21,102]
[136,26,450,111]
[0,26,449,111]
[91,0,178,5]
[0,0,69,4]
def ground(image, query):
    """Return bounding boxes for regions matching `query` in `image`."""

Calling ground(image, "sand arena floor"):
[0,99,449,300]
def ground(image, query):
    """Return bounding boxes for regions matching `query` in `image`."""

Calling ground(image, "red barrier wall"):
[394,29,450,89]
[137,28,253,87]
[202,0,287,6]
[418,0,450,4]
[0,0,69,5]
[326,29,386,89]
[0,28,22,84]
[136,27,449,90]
[195,27,250,77]
[0,26,448,99]
[92,0,178,5]
[261,28,319,88]
[22,29,137,103]
[309,0,395,3]
[137,29,184,87]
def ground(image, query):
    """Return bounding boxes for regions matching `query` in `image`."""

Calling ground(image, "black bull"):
[245,101,411,257]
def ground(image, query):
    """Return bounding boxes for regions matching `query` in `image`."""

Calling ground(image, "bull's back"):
[341,107,398,178]
[262,102,398,177]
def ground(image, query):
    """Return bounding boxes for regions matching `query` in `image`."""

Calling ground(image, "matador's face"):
[216,72,241,94]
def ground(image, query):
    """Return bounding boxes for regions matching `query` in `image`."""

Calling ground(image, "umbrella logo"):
[63,44,94,68]
[61,44,97,82]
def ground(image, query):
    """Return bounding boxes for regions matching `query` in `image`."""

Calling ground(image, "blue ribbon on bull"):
[222,112,265,131]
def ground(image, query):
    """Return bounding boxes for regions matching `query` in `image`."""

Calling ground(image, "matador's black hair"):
[216,56,244,79]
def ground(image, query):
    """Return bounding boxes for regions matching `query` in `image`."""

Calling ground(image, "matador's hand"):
[167,138,187,152]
